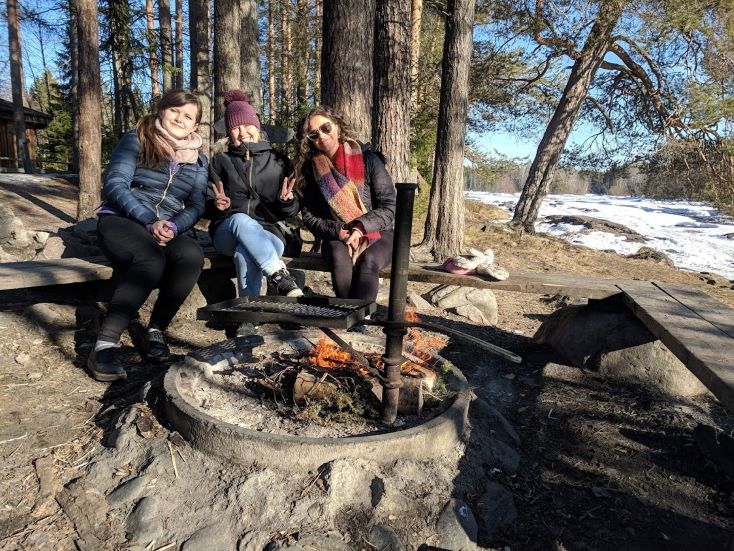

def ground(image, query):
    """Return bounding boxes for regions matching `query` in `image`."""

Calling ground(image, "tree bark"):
[174,0,184,88]
[213,0,241,135]
[280,0,292,121]
[7,0,32,173]
[313,0,321,102]
[321,0,374,139]
[72,0,102,220]
[373,0,412,182]
[69,0,79,173]
[512,0,624,232]
[109,0,134,135]
[189,0,211,154]
[159,0,174,91]
[422,0,475,259]
[146,0,160,97]
[294,0,309,105]
[410,0,423,110]
[267,0,276,123]
[240,0,262,113]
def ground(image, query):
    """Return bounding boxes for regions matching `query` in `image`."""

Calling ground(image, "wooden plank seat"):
[0,251,624,299]
[616,281,734,412]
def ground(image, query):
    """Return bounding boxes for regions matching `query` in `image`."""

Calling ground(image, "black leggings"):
[96,215,204,342]
[322,230,393,302]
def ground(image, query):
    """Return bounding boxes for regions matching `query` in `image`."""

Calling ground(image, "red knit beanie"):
[224,90,260,132]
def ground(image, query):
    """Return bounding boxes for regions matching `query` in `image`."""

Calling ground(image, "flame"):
[304,311,447,388]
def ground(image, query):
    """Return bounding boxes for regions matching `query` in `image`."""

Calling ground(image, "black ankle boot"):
[143,329,171,362]
[87,348,127,382]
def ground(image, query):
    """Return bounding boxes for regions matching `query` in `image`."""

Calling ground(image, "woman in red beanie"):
[206,90,302,336]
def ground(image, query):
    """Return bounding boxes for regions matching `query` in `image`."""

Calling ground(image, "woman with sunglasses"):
[293,105,396,305]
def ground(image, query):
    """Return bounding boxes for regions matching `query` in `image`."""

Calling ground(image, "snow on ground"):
[466,191,734,281]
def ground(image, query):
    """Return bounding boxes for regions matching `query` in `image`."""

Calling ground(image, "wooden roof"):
[0,98,52,129]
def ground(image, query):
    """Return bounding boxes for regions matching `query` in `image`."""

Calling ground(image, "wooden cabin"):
[0,98,51,172]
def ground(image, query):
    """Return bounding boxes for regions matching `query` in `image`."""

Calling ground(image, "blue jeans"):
[213,213,284,296]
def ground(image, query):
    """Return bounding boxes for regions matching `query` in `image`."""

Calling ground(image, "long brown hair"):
[292,105,358,190]
[136,89,202,167]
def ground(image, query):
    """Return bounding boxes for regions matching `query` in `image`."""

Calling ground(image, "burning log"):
[293,372,338,403]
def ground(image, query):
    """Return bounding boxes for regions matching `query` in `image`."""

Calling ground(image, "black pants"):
[322,230,393,302]
[96,215,204,343]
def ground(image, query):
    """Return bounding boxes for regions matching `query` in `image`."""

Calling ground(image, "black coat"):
[207,140,298,243]
[299,146,396,241]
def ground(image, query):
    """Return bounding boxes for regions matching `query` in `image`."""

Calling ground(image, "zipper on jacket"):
[154,163,177,218]
[245,145,252,216]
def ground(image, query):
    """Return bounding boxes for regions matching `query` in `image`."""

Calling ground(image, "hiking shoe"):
[87,347,127,382]
[267,268,304,298]
[143,329,171,363]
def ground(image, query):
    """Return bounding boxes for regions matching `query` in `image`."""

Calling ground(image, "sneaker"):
[143,329,171,363]
[87,347,127,382]
[235,322,259,337]
[267,268,304,298]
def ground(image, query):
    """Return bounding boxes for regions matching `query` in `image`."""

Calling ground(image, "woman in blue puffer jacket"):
[88,89,208,383]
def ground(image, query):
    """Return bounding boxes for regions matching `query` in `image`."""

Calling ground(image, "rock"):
[436,498,478,550]
[534,304,708,397]
[368,524,406,551]
[428,285,498,326]
[0,205,30,248]
[455,304,490,325]
[182,521,235,551]
[56,480,111,550]
[106,476,149,507]
[370,476,385,507]
[125,496,161,542]
[480,437,521,475]
[475,482,517,536]
[322,460,373,518]
[407,290,435,314]
[15,352,31,366]
[470,398,520,446]
[627,246,674,267]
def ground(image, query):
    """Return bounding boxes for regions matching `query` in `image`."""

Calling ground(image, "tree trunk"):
[146,0,160,97]
[280,0,292,122]
[373,0,412,182]
[69,0,79,173]
[174,0,184,89]
[7,0,32,173]
[72,0,102,220]
[213,0,241,135]
[512,0,624,232]
[321,0,374,139]
[240,0,262,113]
[294,0,309,105]
[159,0,174,91]
[410,0,423,110]
[313,0,321,102]
[421,0,475,259]
[189,0,211,154]
[109,0,134,135]
[267,0,276,123]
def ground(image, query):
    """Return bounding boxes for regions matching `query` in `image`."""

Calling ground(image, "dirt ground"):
[0,174,732,550]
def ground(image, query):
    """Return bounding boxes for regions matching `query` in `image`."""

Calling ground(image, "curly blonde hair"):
[292,105,359,190]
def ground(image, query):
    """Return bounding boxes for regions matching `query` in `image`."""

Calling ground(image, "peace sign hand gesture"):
[279,176,296,202]
[210,181,231,211]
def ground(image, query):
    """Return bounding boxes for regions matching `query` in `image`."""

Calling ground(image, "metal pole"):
[381,182,418,424]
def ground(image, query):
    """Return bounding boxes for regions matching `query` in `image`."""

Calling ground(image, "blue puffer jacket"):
[102,131,208,234]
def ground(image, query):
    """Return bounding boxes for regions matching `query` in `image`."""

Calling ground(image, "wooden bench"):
[615,281,734,413]
[0,252,624,299]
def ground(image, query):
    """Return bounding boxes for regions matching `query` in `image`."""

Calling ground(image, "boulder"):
[534,303,708,397]
[428,285,498,326]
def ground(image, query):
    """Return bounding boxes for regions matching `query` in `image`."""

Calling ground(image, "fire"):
[305,309,447,387]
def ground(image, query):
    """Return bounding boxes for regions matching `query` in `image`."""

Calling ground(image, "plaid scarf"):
[312,140,381,261]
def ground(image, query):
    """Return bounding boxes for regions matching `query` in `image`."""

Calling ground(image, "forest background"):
[1,0,734,255]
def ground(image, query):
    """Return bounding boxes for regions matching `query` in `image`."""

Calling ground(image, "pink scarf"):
[155,118,202,164]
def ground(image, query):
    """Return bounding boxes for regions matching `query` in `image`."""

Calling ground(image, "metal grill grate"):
[197,296,377,329]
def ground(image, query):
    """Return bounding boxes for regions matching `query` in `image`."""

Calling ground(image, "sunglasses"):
[307,122,334,141]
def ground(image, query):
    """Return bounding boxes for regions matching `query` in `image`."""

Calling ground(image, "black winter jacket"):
[206,140,299,243]
[102,131,208,234]
[299,146,396,241]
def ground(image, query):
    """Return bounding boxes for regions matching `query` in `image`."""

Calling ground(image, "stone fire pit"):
[163,329,471,470]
